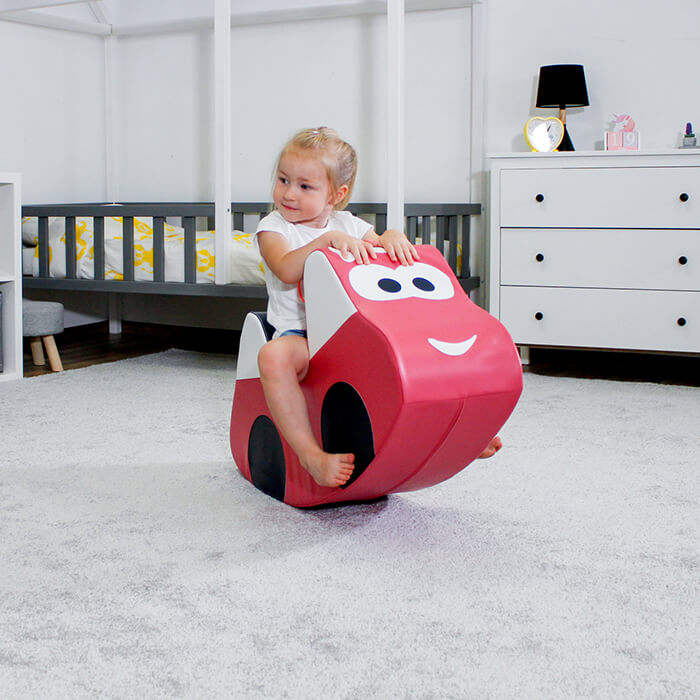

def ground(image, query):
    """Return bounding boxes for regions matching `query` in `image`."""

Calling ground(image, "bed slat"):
[406,216,417,244]
[183,216,196,284]
[94,217,105,281]
[38,216,49,278]
[65,216,77,279]
[121,217,134,282]
[447,215,458,273]
[461,214,471,277]
[436,216,446,256]
[153,216,165,283]
[421,216,430,247]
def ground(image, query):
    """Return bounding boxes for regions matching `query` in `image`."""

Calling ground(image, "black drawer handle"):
[535,253,545,262]
[535,193,545,203]
[679,256,688,265]
[677,317,687,327]
[679,192,689,202]
[534,312,544,321]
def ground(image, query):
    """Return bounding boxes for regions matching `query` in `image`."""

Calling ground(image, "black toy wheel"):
[248,415,286,501]
[321,382,375,489]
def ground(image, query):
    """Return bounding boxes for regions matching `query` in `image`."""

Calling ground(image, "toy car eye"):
[378,278,402,293]
[405,263,453,300]
[412,277,435,292]
[349,262,454,302]
[349,265,406,301]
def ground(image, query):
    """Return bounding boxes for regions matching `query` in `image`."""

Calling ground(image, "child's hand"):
[378,229,419,265]
[328,231,377,265]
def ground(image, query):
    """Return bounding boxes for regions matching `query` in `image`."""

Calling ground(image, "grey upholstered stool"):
[22,299,65,372]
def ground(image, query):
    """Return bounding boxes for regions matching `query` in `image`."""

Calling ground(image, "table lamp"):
[536,64,589,151]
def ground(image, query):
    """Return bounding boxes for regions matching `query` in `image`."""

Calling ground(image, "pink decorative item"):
[605,113,640,151]
[230,245,523,507]
[613,114,636,132]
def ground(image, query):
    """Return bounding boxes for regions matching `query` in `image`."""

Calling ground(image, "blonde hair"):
[276,127,358,210]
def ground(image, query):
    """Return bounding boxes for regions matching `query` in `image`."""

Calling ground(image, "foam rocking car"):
[230,244,523,508]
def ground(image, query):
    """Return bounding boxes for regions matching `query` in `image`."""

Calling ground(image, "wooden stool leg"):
[30,337,46,366]
[42,335,64,372]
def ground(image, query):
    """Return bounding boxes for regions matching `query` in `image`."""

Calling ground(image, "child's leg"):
[257,336,355,488]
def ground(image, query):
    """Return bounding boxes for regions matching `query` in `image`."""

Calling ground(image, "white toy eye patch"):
[348,262,454,302]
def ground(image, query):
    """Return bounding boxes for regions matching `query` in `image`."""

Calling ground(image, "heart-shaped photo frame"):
[524,117,564,152]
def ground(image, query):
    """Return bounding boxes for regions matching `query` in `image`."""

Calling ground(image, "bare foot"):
[478,436,503,459]
[302,450,355,488]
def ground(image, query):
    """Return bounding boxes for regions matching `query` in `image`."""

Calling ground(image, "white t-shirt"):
[255,209,373,334]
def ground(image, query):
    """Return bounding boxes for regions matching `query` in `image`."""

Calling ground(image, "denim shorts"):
[275,328,307,339]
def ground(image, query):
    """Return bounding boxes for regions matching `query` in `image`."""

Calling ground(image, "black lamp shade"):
[536,64,589,109]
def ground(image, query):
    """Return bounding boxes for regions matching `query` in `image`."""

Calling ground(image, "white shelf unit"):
[0,173,22,382]
[487,151,700,356]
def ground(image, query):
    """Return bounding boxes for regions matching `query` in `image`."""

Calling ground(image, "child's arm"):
[363,228,419,266]
[258,230,376,284]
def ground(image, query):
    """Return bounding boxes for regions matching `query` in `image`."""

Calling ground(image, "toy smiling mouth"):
[428,334,477,356]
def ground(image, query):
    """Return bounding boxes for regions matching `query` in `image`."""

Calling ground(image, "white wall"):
[484,0,700,154]
[115,6,472,204]
[0,20,106,202]
[0,3,472,206]
[115,28,214,201]
[6,0,700,201]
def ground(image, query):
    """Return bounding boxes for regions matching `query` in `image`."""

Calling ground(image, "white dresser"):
[488,151,700,357]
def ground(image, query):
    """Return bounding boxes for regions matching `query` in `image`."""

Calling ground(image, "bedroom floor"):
[22,321,699,387]
[22,322,240,377]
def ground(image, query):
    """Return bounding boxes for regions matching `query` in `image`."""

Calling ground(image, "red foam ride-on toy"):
[230,244,522,507]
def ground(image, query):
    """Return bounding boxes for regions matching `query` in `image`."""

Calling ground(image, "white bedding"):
[22,216,265,286]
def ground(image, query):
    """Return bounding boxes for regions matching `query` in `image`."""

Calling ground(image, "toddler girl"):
[255,127,499,490]
[255,127,417,488]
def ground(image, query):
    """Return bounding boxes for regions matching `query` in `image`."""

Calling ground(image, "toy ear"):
[304,250,358,359]
[236,312,273,380]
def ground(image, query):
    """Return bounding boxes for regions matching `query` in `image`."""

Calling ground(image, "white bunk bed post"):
[95,3,124,334]
[469,0,487,306]
[103,41,117,201]
[214,0,232,285]
[386,0,405,231]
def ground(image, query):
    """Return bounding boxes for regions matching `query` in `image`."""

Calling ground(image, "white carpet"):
[1,350,698,699]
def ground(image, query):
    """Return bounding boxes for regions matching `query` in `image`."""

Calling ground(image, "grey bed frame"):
[22,202,481,298]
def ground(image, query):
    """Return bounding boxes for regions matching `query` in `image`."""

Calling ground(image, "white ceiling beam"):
[0,1,479,36]
[113,0,478,36]
[0,8,109,33]
[88,0,109,26]
[0,0,89,12]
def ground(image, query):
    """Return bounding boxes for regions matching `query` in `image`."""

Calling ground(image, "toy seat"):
[231,245,523,508]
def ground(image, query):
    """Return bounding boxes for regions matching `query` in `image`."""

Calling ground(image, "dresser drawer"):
[500,167,700,229]
[499,286,699,353]
[500,229,700,290]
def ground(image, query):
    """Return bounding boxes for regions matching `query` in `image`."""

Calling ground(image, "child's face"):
[274,152,338,228]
